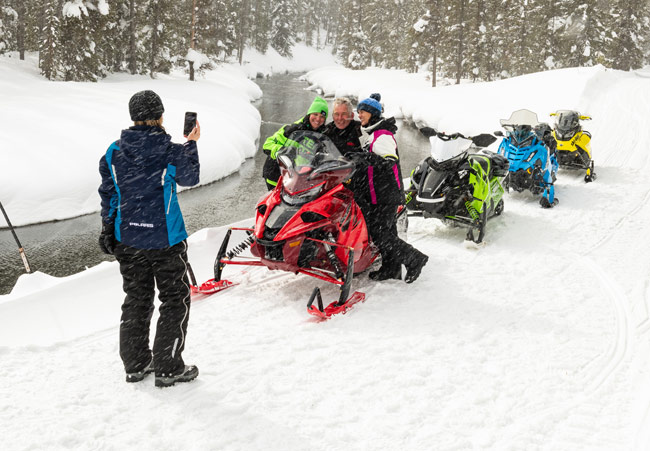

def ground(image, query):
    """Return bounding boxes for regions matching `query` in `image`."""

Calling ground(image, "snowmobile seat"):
[476,150,509,178]
[488,153,510,178]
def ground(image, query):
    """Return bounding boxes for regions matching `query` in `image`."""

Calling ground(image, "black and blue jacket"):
[98,125,200,250]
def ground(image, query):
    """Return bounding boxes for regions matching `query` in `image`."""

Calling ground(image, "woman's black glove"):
[99,222,116,255]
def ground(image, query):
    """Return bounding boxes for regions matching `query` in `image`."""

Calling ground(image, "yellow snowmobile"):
[550,110,596,182]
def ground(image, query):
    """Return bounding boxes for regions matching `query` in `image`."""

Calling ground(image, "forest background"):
[0,0,649,86]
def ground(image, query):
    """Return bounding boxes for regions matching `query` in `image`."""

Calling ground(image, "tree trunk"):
[474,0,484,82]
[149,0,159,79]
[455,0,466,84]
[238,0,248,65]
[189,0,196,81]
[17,1,26,60]
[129,0,136,74]
[432,47,437,87]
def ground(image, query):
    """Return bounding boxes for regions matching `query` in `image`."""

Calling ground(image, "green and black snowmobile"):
[405,129,509,244]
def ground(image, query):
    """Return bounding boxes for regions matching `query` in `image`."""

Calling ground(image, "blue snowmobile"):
[496,109,559,208]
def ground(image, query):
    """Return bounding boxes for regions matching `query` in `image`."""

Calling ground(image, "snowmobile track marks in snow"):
[494,256,632,448]
[578,257,631,394]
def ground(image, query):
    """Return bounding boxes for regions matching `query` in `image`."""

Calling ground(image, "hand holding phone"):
[184,112,197,137]
[187,120,200,141]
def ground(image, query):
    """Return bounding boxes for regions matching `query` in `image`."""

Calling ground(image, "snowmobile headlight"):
[281,182,325,206]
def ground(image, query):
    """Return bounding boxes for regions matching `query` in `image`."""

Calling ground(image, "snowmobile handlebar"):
[549,111,592,120]
[307,160,356,180]
[420,127,497,148]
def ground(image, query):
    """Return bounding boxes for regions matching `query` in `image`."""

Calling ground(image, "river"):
[0,74,430,294]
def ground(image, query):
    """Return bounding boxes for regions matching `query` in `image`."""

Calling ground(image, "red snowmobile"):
[194,130,380,319]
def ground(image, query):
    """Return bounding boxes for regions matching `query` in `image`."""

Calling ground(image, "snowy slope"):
[1,67,650,451]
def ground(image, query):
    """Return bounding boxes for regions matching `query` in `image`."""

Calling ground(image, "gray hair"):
[333,97,354,115]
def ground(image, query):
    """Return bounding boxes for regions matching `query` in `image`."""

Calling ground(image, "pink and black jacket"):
[348,117,404,207]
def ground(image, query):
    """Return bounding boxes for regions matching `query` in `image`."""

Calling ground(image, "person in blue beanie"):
[347,93,429,283]
[98,90,201,387]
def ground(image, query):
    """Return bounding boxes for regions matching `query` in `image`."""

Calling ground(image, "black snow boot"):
[369,264,402,281]
[125,359,154,383]
[404,251,429,284]
[155,365,199,388]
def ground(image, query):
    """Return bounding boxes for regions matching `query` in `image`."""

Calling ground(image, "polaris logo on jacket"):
[129,222,155,228]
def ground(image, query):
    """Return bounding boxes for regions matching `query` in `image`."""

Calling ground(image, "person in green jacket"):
[262,96,329,190]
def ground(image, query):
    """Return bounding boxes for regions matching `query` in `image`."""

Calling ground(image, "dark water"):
[0,74,430,294]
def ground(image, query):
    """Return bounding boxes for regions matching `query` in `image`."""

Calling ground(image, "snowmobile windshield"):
[499,109,540,128]
[429,135,472,164]
[554,110,580,139]
[500,109,540,147]
[420,169,448,200]
[277,130,353,202]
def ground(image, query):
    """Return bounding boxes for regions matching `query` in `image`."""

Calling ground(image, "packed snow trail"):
[1,66,650,450]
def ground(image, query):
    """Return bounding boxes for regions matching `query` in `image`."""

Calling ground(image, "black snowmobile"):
[405,128,509,244]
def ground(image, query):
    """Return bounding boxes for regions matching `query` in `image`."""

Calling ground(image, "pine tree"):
[0,0,18,55]
[559,0,609,67]
[479,0,501,80]
[271,0,296,57]
[344,0,372,68]
[413,1,447,86]
[57,0,110,81]
[236,0,250,64]
[251,0,271,53]
[39,0,60,79]
[466,0,489,81]
[299,0,317,47]
[336,0,356,67]
[608,0,649,70]
[442,0,468,83]
[532,0,564,71]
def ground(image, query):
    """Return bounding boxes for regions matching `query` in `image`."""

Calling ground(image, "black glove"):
[283,123,301,137]
[99,222,116,255]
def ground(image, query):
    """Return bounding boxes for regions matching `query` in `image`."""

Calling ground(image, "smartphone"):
[183,112,197,136]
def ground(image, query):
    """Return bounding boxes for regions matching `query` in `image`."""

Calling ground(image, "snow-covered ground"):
[0,44,338,227]
[1,63,650,450]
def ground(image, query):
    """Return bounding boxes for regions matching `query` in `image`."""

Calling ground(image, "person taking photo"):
[98,90,201,388]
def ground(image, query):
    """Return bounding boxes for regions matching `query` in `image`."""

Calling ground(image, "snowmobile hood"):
[119,126,173,167]
[429,135,472,164]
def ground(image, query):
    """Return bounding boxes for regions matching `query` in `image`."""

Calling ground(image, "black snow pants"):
[360,201,423,273]
[114,240,191,376]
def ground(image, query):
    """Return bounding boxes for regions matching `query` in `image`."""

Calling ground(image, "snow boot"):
[404,251,428,284]
[125,359,154,383]
[155,365,199,388]
[369,264,402,281]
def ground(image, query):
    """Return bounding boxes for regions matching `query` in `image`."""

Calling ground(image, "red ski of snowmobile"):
[202,131,379,318]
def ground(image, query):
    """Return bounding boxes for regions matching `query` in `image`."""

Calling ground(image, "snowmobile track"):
[578,257,631,394]
[587,185,650,254]
[636,279,650,336]
[494,256,632,448]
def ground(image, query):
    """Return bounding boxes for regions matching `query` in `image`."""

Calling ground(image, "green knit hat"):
[307,96,328,117]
